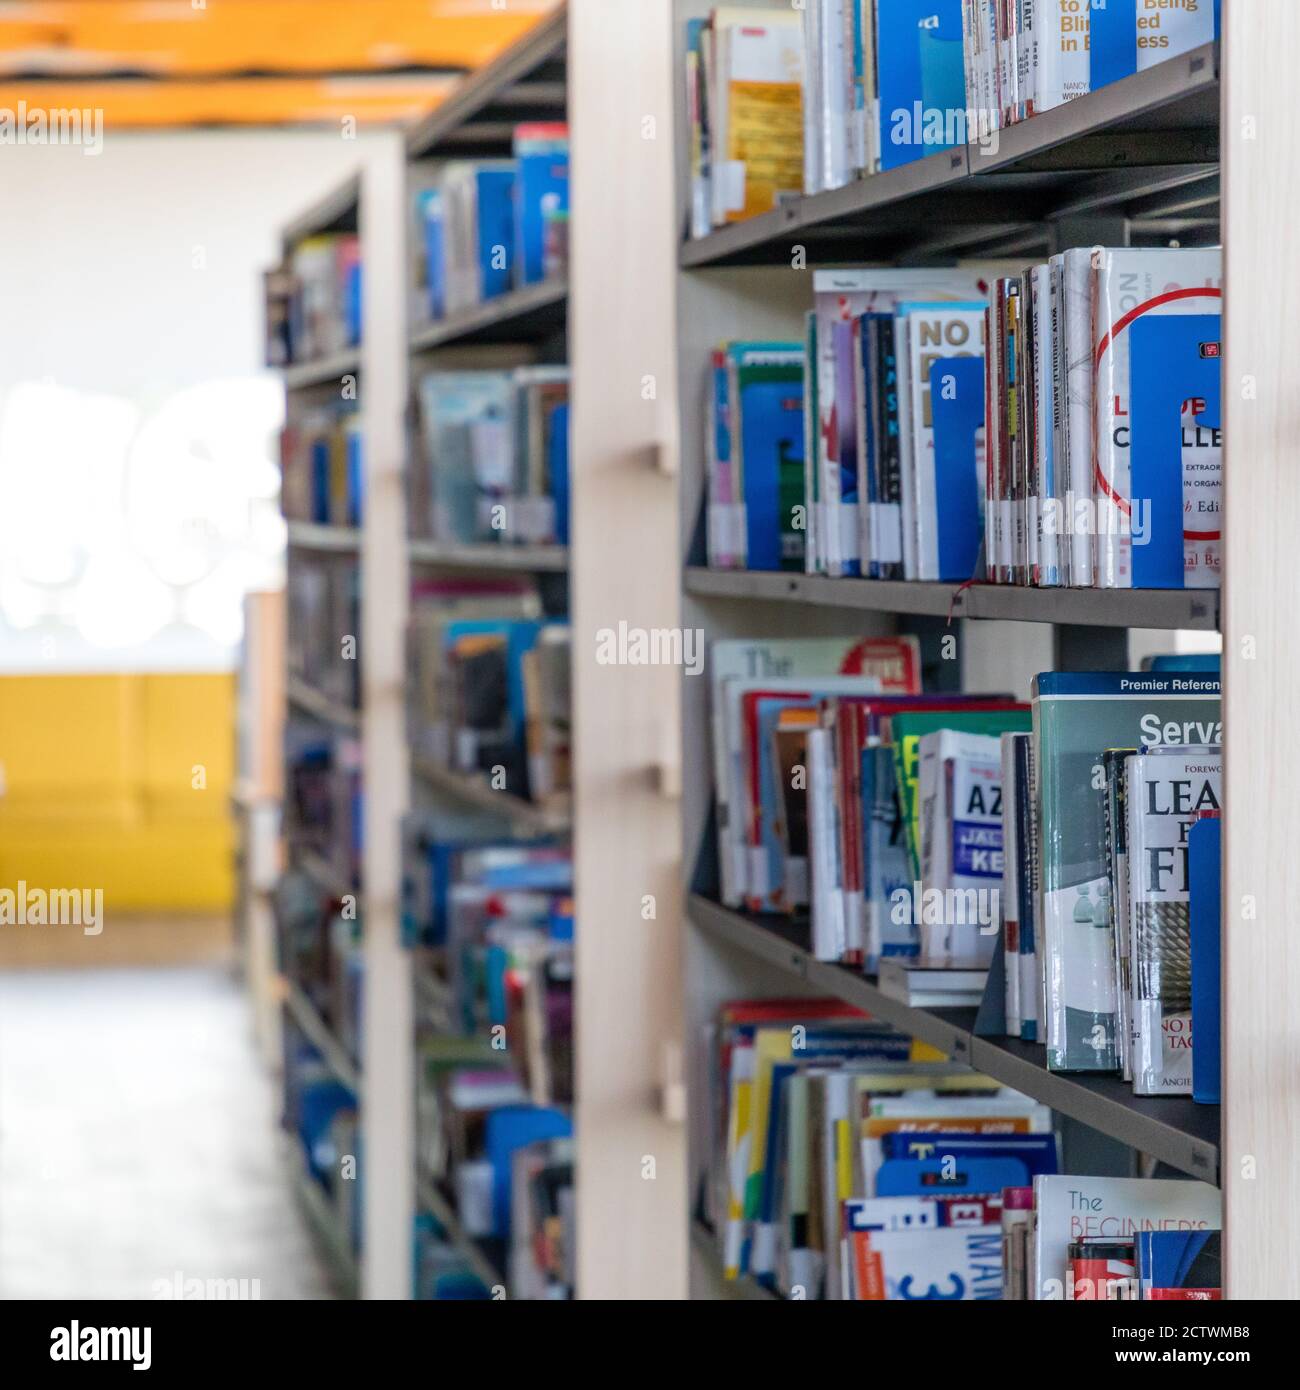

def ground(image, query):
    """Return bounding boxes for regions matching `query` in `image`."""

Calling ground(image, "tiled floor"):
[0,965,338,1300]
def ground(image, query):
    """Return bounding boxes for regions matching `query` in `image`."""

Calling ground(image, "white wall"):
[0,130,382,673]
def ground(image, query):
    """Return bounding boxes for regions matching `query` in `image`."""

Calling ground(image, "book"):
[877,959,988,1008]
[1031,671,1220,1073]
[1136,1229,1222,1301]
[1032,1174,1220,1301]
[1091,0,1219,93]
[512,123,568,288]
[1188,815,1221,1105]
[1092,247,1223,589]
[1102,747,1137,1079]
[852,1225,1003,1299]
[1126,746,1221,1096]
[876,0,969,172]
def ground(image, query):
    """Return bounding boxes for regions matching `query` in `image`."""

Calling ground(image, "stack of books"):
[265,231,361,366]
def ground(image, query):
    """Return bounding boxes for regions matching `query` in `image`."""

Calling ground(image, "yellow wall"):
[0,673,235,911]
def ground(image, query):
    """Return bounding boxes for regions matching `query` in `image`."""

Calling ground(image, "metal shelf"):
[292,846,356,904]
[410,276,567,351]
[684,567,1219,631]
[282,348,361,392]
[415,1175,507,1294]
[292,1153,360,1299]
[407,6,566,160]
[412,754,570,833]
[680,44,1219,268]
[287,676,361,730]
[281,976,362,1097]
[286,520,362,553]
[687,894,1219,1181]
[408,538,569,574]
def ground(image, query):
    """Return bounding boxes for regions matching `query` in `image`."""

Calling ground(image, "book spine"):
[1062,248,1095,587]
[1019,732,1039,1043]
[1001,734,1023,1036]
[876,315,904,580]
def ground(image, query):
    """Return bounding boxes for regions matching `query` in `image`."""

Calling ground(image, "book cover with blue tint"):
[513,123,568,287]
[877,0,968,171]
[739,359,806,571]
[1092,0,1219,94]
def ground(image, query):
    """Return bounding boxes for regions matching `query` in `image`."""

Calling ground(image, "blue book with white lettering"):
[875,0,967,171]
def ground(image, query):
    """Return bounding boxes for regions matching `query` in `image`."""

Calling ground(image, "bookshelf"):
[662,0,1259,1300]
[402,5,576,1300]
[276,137,412,1302]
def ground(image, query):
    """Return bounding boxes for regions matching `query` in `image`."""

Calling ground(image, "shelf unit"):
[666,1,1245,1300]
[402,4,578,1301]
[276,139,413,1303]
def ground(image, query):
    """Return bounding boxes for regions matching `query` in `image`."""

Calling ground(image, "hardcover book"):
[1125,746,1221,1096]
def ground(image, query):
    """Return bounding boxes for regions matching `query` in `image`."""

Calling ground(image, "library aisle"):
[2,0,1300,1352]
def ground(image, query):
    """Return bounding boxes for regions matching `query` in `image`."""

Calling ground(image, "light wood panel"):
[570,0,687,1299]
[1221,0,1300,1302]
[357,136,414,1301]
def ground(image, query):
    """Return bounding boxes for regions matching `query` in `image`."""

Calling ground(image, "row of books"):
[685,4,1218,234]
[281,405,362,529]
[285,724,362,893]
[415,123,569,323]
[707,250,1222,590]
[266,232,362,367]
[708,633,1223,1091]
[287,556,361,712]
[697,996,1222,1298]
[408,581,571,816]
[413,837,574,1298]
[412,367,570,549]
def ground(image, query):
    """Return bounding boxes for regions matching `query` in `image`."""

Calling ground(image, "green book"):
[1032,672,1221,1073]
[889,708,1032,878]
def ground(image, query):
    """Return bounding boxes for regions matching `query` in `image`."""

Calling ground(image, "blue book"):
[1188,816,1221,1104]
[1135,1229,1222,1299]
[879,1130,1059,1178]
[310,435,331,523]
[876,0,967,171]
[549,400,570,545]
[1147,654,1221,673]
[865,745,917,965]
[736,349,805,572]
[927,354,986,580]
[473,167,517,302]
[513,125,568,287]
[345,416,363,526]
[876,1157,1027,1197]
[419,188,446,319]
[486,1106,571,1239]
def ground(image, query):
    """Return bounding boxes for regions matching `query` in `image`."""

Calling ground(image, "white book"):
[916,729,1004,963]
[817,0,849,194]
[1031,262,1062,585]
[807,726,846,960]
[1031,1174,1220,1301]
[1019,0,1039,121]
[802,0,823,197]
[1061,248,1095,587]
[1125,746,1221,1096]
[1092,247,1223,589]
[1035,0,1091,113]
